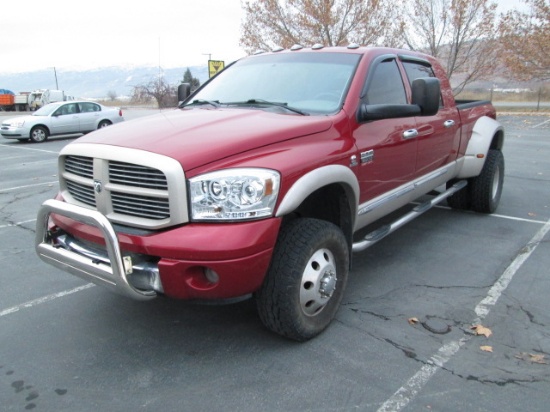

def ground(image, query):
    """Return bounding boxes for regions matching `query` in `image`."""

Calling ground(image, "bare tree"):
[499,0,550,81]
[240,0,402,53]
[132,76,177,108]
[106,90,118,101]
[399,0,499,94]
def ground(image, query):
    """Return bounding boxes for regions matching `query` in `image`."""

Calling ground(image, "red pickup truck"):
[36,46,504,341]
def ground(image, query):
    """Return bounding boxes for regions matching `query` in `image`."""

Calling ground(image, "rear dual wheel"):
[256,218,349,341]
[447,149,504,214]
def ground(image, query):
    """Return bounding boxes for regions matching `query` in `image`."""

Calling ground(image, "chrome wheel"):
[300,248,337,316]
[30,126,48,143]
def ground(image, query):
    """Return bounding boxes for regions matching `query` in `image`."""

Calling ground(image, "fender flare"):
[456,116,504,179]
[275,164,360,224]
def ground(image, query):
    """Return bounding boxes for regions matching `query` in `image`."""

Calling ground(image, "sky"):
[0,0,247,74]
[0,0,528,74]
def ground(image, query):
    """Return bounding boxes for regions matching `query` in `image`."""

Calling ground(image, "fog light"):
[204,268,220,284]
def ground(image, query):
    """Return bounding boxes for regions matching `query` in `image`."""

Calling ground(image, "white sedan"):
[1,101,124,143]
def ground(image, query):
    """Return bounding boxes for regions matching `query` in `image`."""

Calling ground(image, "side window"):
[65,103,77,114]
[79,102,99,112]
[53,104,75,116]
[402,61,443,106]
[402,61,436,83]
[365,60,407,105]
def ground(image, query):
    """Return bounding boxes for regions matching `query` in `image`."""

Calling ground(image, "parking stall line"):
[0,284,95,318]
[0,181,58,193]
[0,219,37,230]
[377,217,550,412]
[0,143,60,154]
[531,118,550,129]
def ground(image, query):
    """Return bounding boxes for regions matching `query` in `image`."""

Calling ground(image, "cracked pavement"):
[1,111,549,411]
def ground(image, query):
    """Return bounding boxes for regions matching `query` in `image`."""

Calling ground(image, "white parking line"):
[377,218,550,412]
[0,284,95,318]
[532,118,550,129]
[0,181,58,193]
[0,143,59,154]
[0,219,37,230]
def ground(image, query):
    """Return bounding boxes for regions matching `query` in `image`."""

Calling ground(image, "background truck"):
[28,89,68,110]
[0,89,69,111]
[0,89,30,111]
[35,46,504,341]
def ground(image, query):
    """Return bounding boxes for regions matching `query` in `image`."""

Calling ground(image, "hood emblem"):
[94,179,103,194]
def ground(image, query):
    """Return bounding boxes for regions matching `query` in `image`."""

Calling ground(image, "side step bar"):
[352,180,467,253]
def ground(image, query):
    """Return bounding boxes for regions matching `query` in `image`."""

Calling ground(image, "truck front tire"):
[256,218,349,341]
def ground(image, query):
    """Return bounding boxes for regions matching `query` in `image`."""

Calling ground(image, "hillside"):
[0,66,209,99]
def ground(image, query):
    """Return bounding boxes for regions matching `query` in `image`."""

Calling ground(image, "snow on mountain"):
[0,66,209,99]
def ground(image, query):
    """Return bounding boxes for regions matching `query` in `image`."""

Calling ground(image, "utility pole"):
[53,67,59,89]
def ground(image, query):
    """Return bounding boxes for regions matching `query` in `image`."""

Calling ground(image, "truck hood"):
[73,108,333,171]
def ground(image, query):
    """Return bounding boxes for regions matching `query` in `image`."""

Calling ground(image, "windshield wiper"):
[184,99,221,108]
[226,99,309,116]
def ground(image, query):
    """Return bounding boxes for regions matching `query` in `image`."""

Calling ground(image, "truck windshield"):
[187,52,361,115]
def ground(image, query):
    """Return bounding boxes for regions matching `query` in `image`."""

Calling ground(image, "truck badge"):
[94,179,102,194]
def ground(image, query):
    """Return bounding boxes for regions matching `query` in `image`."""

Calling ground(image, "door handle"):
[403,129,418,140]
[444,120,455,128]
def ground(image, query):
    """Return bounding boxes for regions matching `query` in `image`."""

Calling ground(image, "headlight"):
[7,120,25,127]
[189,168,280,221]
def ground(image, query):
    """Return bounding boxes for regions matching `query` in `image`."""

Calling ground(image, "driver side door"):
[50,103,80,135]
[352,57,418,203]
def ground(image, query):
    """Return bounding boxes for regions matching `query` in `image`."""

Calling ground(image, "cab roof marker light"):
[290,44,304,51]
[312,44,324,50]
[347,44,360,49]
[253,49,266,55]
[272,46,284,52]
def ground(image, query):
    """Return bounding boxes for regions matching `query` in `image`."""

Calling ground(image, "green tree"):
[182,68,201,91]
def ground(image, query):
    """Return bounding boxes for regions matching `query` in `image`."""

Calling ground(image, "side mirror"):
[178,83,191,104]
[359,104,421,121]
[411,77,440,116]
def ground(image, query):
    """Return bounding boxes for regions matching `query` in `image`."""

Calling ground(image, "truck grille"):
[65,155,93,178]
[111,192,170,219]
[109,161,168,190]
[66,180,96,207]
[60,150,186,229]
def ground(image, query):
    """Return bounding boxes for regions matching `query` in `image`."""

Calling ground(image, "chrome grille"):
[62,155,173,223]
[111,192,170,219]
[65,156,93,178]
[66,181,96,207]
[109,161,168,190]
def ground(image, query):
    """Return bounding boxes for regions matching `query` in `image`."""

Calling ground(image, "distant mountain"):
[0,66,209,99]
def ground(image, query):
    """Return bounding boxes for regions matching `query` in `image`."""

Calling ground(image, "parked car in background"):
[1,101,124,143]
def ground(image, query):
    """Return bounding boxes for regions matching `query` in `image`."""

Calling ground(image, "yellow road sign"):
[208,60,225,78]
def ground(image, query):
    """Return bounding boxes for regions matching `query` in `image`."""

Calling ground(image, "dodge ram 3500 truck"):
[36,46,504,341]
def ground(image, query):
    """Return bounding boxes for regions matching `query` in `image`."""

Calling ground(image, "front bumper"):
[36,199,281,301]
[1,125,28,138]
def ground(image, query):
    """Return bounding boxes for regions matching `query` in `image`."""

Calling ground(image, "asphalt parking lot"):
[1,111,549,411]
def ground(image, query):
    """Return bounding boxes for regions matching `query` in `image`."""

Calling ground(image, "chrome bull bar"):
[35,199,158,301]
